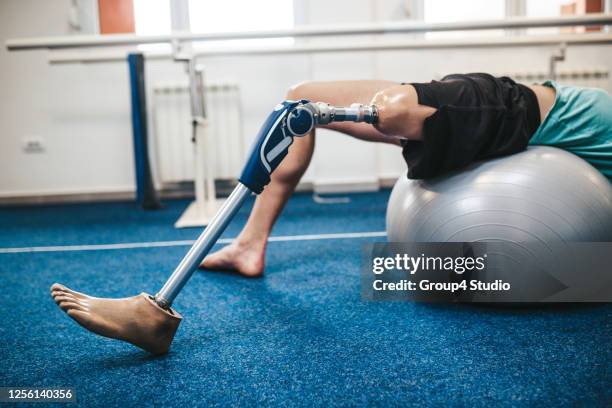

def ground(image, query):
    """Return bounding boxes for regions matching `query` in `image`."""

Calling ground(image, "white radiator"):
[498,67,610,90]
[152,82,243,185]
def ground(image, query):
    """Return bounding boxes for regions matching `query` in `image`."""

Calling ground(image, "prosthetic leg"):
[51,100,377,354]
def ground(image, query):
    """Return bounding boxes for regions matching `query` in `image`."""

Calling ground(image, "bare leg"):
[201,80,399,277]
[50,283,182,354]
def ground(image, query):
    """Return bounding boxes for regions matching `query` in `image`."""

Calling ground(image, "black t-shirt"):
[402,73,540,179]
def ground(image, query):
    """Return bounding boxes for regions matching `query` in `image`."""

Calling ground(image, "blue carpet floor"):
[0,191,611,407]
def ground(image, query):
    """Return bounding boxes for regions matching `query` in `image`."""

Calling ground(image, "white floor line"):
[0,231,387,254]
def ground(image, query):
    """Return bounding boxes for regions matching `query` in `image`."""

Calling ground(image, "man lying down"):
[51,73,612,354]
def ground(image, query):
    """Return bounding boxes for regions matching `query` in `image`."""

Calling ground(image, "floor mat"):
[1,191,610,407]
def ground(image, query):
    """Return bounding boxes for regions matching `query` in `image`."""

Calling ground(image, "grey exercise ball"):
[387,146,612,243]
[385,146,612,301]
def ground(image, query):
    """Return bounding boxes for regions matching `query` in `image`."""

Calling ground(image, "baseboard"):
[379,177,400,189]
[0,178,393,206]
[313,178,380,194]
[0,191,137,207]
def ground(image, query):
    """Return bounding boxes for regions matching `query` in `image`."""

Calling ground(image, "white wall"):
[0,0,136,197]
[1,0,611,198]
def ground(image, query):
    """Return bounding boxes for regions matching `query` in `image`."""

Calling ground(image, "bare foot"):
[199,240,265,278]
[50,283,182,355]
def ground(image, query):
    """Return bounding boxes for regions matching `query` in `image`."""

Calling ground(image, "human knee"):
[370,85,415,138]
[286,81,318,101]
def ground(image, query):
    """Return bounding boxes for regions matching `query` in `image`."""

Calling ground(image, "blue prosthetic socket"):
[155,100,377,308]
[239,100,315,194]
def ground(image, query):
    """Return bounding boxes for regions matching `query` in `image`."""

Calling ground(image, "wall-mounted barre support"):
[549,43,567,80]
[6,13,612,51]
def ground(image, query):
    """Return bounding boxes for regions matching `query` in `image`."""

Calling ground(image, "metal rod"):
[155,183,251,308]
[46,33,612,65]
[187,60,209,214]
[186,58,205,120]
[6,13,612,50]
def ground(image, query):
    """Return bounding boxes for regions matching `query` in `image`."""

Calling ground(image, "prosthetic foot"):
[51,284,182,354]
[50,100,377,354]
